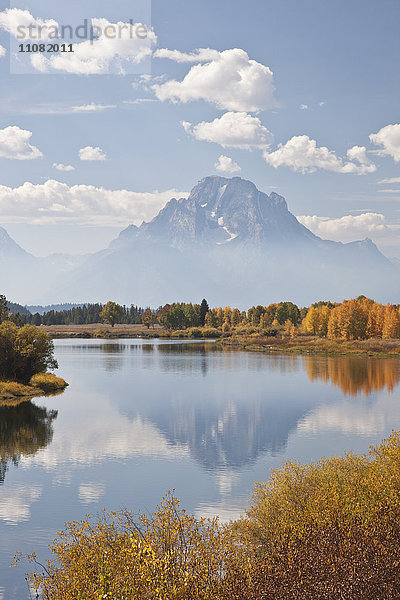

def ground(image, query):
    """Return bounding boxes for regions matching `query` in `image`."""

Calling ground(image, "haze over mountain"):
[1,176,398,306]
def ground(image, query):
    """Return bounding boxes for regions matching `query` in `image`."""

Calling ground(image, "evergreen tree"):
[199,299,209,326]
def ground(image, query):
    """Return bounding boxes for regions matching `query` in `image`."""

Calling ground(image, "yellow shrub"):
[23,433,400,600]
[29,373,68,393]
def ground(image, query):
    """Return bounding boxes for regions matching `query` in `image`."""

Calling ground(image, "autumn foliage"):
[302,297,400,340]
[25,432,400,599]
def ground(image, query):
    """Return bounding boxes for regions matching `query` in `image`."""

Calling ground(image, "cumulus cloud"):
[153,48,276,112]
[263,136,376,174]
[182,111,273,149]
[30,18,156,75]
[53,163,75,171]
[0,8,58,40]
[154,47,220,63]
[297,213,387,242]
[79,146,107,161]
[215,155,241,174]
[0,179,188,226]
[0,125,42,160]
[370,124,400,162]
[378,177,400,184]
[0,44,6,57]
[72,103,117,113]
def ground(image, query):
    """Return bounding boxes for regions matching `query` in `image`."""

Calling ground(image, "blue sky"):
[0,0,400,256]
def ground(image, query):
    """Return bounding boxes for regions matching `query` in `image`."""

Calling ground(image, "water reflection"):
[136,398,309,470]
[0,402,57,484]
[304,355,400,396]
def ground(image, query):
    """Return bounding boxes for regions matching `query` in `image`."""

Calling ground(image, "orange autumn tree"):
[382,303,400,339]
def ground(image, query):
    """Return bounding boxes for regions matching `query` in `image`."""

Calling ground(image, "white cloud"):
[378,189,400,194]
[378,177,400,184]
[346,145,372,166]
[30,18,156,75]
[297,212,387,242]
[154,47,220,63]
[183,111,273,149]
[0,179,188,226]
[263,136,376,174]
[78,482,106,504]
[72,103,117,113]
[370,124,400,162]
[215,155,241,174]
[0,484,42,524]
[0,125,42,160]
[53,163,75,171]
[319,101,325,106]
[0,8,58,40]
[299,104,308,110]
[153,48,277,112]
[21,408,189,469]
[79,146,107,161]
[123,98,157,105]
[0,44,6,57]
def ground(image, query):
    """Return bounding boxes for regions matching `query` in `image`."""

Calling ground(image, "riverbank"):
[40,323,163,338]
[221,333,400,357]
[40,324,400,357]
[0,373,68,406]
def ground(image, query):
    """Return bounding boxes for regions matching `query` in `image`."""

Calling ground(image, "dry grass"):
[29,373,68,393]
[222,332,400,357]
[0,373,68,405]
[40,323,163,339]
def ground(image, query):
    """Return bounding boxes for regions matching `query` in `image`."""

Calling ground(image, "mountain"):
[1,176,398,305]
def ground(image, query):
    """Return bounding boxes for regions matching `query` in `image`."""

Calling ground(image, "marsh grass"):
[0,373,68,404]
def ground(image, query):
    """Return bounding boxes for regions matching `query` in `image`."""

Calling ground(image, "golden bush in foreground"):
[23,433,400,600]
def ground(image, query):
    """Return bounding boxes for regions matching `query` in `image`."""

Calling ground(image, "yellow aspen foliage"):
[231,308,241,327]
[327,299,368,340]
[223,306,232,324]
[222,319,231,333]
[318,305,331,337]
[366,302,385,337]
[216,307,224,327]
[303,306,319,335]
[382,303,400,339]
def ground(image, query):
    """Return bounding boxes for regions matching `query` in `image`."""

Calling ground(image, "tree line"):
[9,302,146,326]
[5,293,400,340]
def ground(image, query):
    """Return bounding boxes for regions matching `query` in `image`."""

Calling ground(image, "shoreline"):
[41,324,400,358]
[0,374,69,406]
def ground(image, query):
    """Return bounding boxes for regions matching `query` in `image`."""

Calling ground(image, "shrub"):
[24,433,400,600]
[26,493,233,600]
[29,373,68,393]
[238,431,400,598]
[0,322,58,382]
[92,328,111,339]
[202,327,221,338]
[187,327,202,338]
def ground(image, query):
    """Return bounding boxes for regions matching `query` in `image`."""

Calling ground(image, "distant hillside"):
[7,301,31,316]
[27,303,85,316]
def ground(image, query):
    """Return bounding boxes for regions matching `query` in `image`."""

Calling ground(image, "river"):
[1,338,400,598]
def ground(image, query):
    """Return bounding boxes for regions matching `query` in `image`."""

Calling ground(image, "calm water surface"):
[1,339,400,598]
